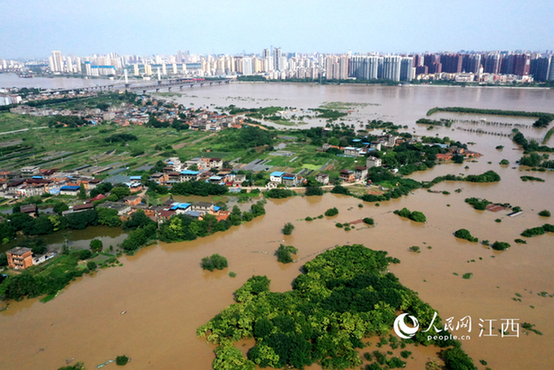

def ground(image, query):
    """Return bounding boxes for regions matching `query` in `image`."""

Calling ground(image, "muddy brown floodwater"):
[1,84,554,370]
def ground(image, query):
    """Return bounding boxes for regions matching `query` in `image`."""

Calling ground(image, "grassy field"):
[0,109,359,179]
[0,112,215,172]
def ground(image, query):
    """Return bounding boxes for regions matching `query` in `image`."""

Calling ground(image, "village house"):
[97,202,132,216]
[6,247,34,269]
[315,173,329,185]
[124,195,142,207]
[282,173,299,187]
[20,165,40,177]
[270,171,285,183]
[150,173,167,184]
[20,204,38,217]
[59,185,81,196]
[180,170,200,182]
[354,166,368,180]
[168,202,191,214]
[370,141,382,151]
[191,202,215,215]
[366,156,382,168]
[340,170,355,182]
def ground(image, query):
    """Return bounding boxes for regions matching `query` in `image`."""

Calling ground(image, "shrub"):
[276,244,298,263]
[491,241,510,251]
[201,254,228,271]
[495,219,502,223]
[229,271,237,278]
[462,273,473,279]
[539,210,551,217]
[500,159,509,165]
[362,217,374,226]
[394,208,426,222]
[454,229,478,242]
[305,216,313,221]
[116,355,129,366]
[283,222,295,235]
[409,246,420,253]
[514,239,527,244]
[336,223,343,228]
[87,261,97,270]
[90,239,103,253]
[410,211,426,223]
[521,227,546,237]
[324,207,339,217]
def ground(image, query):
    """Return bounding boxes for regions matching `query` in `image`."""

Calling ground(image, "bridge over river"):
[45,77,235,95]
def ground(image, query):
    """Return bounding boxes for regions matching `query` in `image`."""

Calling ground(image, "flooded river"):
[1,83,554,369]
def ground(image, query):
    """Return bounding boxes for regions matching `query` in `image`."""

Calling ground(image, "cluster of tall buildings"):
[6,49,554,83]
[412,52,554,82]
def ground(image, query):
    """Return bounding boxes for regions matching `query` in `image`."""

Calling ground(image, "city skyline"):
[1,0,554,59]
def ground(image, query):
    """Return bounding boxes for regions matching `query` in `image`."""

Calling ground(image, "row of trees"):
[159,202,266,243]
[427,107,554,128]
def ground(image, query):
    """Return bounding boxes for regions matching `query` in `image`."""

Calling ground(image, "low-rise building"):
[6,247,33,269]
[315,173,329,185]
[270,171,285,183]
[282,173,298,187]
[339,170,355,182]
[59,185,81,196]
[191,202,214,215]
[354,166,368,180]
[366,156,382,168]
[20,204,38,217]
[97,201,131,216]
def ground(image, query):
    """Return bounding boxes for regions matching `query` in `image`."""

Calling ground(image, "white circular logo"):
[394,313,419,339]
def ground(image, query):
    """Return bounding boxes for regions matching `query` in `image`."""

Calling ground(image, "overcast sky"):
[1,0,553,58]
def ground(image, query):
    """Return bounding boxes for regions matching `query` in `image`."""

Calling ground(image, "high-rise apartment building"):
[484,53,502,74]
[530,56,551,81]
[273,48,283,71]
[349,55,379,80]
[381,56,402,81]
[400,57,414,81]
[50,51,63,73]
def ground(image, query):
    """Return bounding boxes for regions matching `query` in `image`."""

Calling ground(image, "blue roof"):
[352,139,362,142]
[283,175,295,179]
[60,185,80,191]
[209,176,223,180]
[271,171,285,177]
[214,206,221,211]
[185,210,201,218]
[344,147,356,150]
[181,170,199,175]
[129,176,142,180]
[170,202,191,210]
[32,175,43,179]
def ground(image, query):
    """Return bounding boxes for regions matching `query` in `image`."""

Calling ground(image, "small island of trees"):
[201,254,229,271]
[394,207,427,223]
[276,244,298,263]
[454,229,478,242]
[197,245,477,370]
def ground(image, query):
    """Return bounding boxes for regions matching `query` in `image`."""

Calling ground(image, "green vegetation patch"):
[201,254,228,271]
[521,176,545,182]
[427,107,554,128]
[276,244,298,264]
[197,245,475,370]
[454,229,478,242]
[394,207,426,223]
[521,224,554,238]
